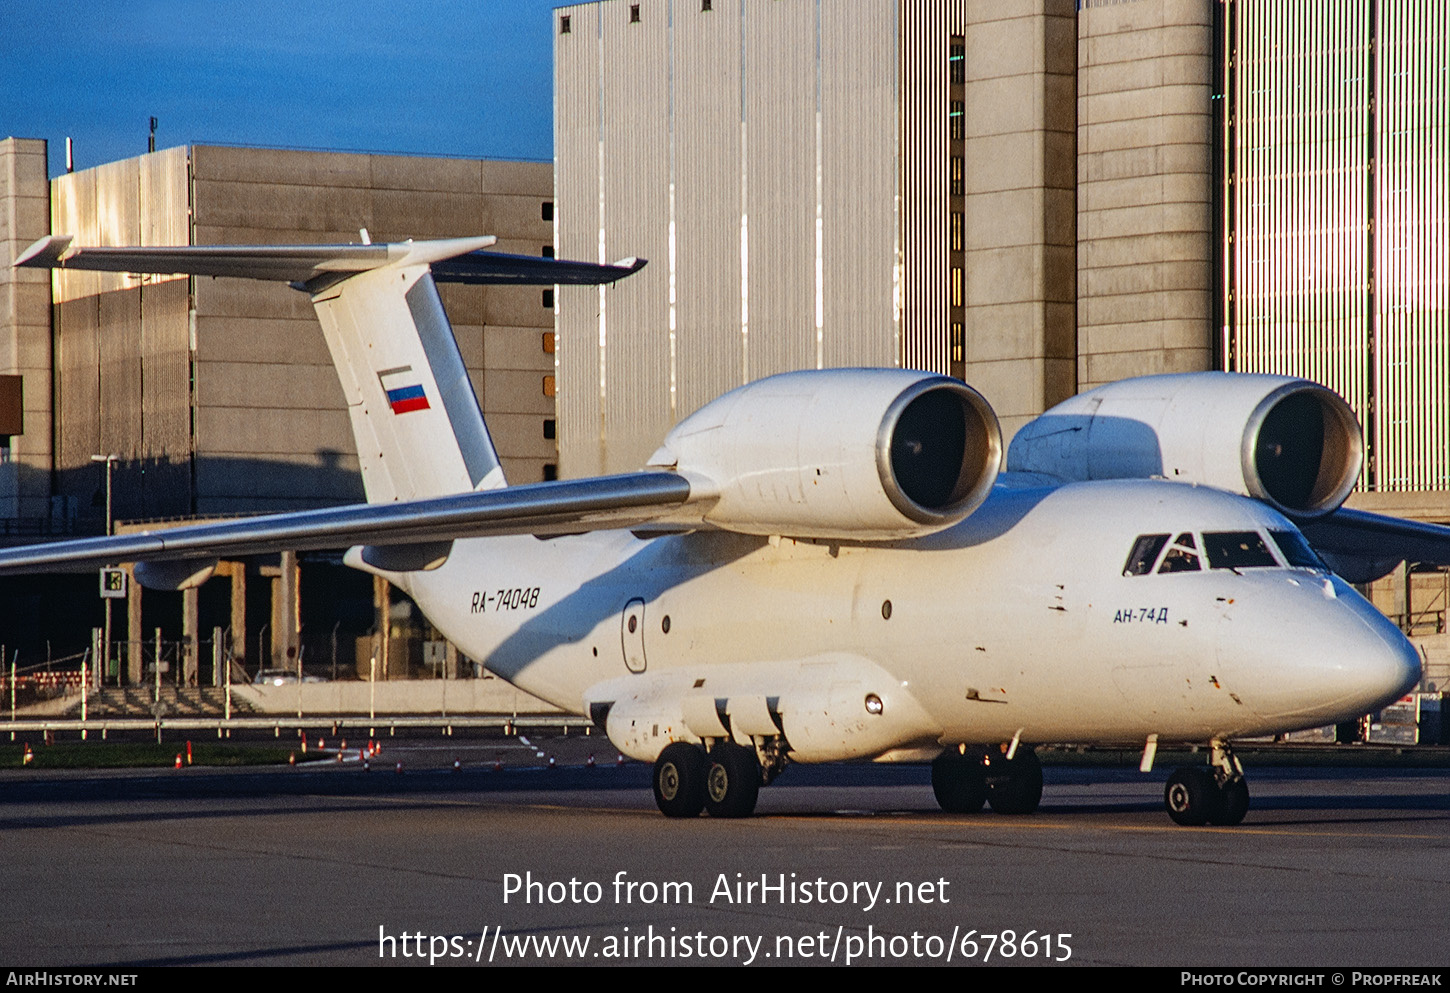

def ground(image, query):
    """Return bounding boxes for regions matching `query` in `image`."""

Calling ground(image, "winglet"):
[13,235,74,269]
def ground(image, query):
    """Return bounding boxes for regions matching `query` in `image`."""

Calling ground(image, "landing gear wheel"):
[1164,767,1225,826]
[986,746,1042,815]
[704,743,760,819]
[1209,776,1250,826]
[932,749,987,813]
[653,743,707,818]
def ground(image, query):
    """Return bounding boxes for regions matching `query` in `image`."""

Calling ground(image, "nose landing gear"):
[1164,740,1249,826]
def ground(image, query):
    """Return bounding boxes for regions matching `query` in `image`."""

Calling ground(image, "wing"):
[1300,506,1450,582]
[0,473,708,575]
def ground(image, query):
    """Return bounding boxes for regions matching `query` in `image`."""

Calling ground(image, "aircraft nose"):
[1220,577,1422,724]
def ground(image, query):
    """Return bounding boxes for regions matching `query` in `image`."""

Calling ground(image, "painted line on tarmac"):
[775,811,1446,842]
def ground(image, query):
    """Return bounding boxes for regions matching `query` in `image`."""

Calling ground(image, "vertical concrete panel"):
[0,138,53,519]
[556,2,606,478]
[821,0,898,370]
[53,160,101,516]
[957,0,1078,439]
[139,148,194,517]
[140,278,193,517]
[1078,0,1212,393]
[140,147,190,247]
[600,0,672,473]
[742,0,817,381]
[676,0,745,417]
[55,292,101,526]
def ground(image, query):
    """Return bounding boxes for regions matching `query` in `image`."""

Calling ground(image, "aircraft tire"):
[1208,777,1250,826]
[653,743,707,818]
[704,743,760,819]
[931,750,987,813]
[1164,767,1224,826]
[986,747,1043,815]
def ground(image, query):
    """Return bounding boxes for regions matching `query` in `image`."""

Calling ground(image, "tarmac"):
[2,734,1447,967]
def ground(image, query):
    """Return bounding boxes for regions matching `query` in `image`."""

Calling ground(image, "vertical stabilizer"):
[309,262,503,503]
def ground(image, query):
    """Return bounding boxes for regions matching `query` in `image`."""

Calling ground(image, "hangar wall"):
[553,0,1183,475]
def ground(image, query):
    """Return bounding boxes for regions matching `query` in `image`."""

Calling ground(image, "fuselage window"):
[1269,529,1329,571]
[1123,533,1170,576]
[1158,532,1201,573]
[1203,531,1278,570]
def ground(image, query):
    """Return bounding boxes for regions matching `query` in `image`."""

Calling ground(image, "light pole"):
[91,454,118,683]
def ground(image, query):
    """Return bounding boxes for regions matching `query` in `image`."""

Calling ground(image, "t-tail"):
[15,235,644,504]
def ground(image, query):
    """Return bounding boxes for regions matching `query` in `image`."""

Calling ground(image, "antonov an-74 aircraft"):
[11,234,1448,826]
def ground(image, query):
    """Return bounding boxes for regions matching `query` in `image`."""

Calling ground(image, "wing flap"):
[0,473,701,574]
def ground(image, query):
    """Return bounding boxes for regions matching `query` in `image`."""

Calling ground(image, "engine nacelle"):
[1007,372,1363,518]
[649,369,1001,539]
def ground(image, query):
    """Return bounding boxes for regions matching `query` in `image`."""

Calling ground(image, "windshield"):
[1269,528,1329,571]
[1202,531,1279,570]
[1124,527,1324,576]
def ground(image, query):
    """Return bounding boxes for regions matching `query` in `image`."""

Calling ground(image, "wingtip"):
[610,256,647,277]
[13,235,74,269]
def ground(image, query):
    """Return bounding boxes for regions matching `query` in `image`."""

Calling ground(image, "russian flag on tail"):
[378,366,431,414]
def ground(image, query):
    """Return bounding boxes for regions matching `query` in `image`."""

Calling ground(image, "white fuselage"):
[394,478,1421,763]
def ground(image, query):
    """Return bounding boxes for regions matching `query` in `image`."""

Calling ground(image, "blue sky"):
[3,0,567,176]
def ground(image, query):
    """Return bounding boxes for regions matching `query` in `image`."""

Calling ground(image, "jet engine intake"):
[1007,373,1362,518]
[650,369,1001,540]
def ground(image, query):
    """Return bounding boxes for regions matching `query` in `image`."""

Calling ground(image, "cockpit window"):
[1158,533,1201,573]
[1202,531,1278,569]
[1123,534,1170,576]
[1269,529,1329,571]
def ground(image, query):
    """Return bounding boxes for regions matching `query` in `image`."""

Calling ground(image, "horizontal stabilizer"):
[14,235,645,288]
[0,472,702,574]
[431,251,646,285]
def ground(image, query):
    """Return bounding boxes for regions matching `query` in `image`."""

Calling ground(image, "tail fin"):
[16,235,645,504]
[307,247,502,502]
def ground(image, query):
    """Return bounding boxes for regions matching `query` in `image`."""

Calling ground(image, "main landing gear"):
[652,741,764,818]
[1164,741,1249,827]
[932,744,1043,815]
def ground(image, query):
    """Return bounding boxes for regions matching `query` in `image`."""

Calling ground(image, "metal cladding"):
[555,0,994,478]
[1220,0,1450,494]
